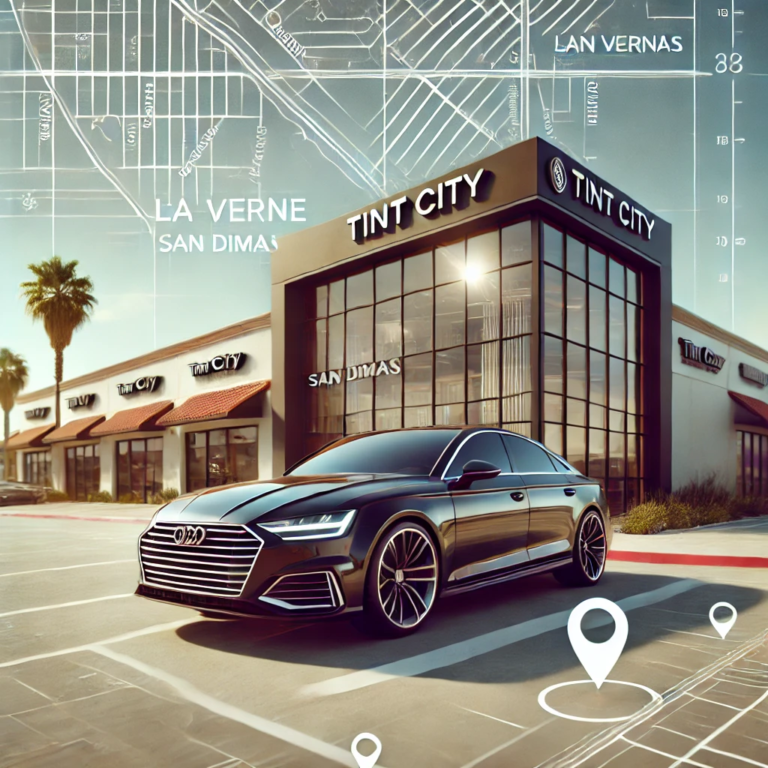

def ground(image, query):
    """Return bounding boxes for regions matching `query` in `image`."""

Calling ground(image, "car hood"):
[154,474,421,524]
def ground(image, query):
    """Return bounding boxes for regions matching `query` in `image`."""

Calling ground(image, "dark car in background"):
[0,481,47,506]
[136,428,611,637]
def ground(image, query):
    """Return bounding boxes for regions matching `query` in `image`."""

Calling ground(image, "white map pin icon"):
[351,733,382,768]
[567,597,629,689]
[709,602,737,639]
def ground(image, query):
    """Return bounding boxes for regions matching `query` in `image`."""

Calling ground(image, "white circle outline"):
[538,679,662,723]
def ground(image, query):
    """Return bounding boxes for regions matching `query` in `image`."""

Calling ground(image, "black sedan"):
[136,428,611,637]
[0,481,47,506]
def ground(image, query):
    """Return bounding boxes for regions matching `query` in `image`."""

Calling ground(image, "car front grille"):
[259,571,343,611]
[139,522,263,597]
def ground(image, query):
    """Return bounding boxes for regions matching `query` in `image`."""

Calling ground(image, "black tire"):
[356,521,439,638]
[554,509,607,587]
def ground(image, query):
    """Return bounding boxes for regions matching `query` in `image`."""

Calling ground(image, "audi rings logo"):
[549,157,567,194]
[173,525,206,546]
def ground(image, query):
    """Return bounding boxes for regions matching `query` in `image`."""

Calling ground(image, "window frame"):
[185,425,259,493]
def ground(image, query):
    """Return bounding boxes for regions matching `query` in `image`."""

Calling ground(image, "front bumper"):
[136,520,365,619]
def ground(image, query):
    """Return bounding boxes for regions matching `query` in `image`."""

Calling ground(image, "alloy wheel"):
[377,527,438,628]
[578,511,606,581]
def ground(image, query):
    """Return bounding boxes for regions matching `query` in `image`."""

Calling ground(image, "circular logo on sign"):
[549,157,567,194]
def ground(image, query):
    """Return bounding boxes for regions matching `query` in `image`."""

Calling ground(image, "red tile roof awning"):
[7,424,55,450]
[91,400,173,437]
[729,391,768,427]
[157,381,270,427]
[43,415,106,444]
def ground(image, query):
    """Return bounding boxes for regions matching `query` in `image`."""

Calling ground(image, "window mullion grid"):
[623,270,629,513]
[497,227,503,426]
[400,262,404,428]
[463,239,468,425]
[342,280,347,435]
[205,430,210,490]
[433,249,439,425]
[560,229,566,457]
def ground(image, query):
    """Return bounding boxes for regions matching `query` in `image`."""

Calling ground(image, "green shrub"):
[118,491,143,504]
[729,495,768,518]
[46,489,69,502]
[674,474,732,510]
[87,490,114,503]
[619,499,669,535]
[621,472,756,534]
[152,488,179,505]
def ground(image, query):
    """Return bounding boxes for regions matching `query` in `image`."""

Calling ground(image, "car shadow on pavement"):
[175,571,767,685]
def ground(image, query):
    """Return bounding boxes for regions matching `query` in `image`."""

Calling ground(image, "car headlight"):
[259,510,356,541]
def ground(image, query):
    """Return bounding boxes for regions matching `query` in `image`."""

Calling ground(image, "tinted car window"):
[289,430,460,476]
[549,454,572,473]
[446,432,512,477]
[502,435,557,473]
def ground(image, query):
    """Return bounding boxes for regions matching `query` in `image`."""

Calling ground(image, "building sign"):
[739,362,768,388]
[189,352,246,377]
[117,376,162,396]
[67,394,95,409]
[678,338,726,373]
[308,359,401,387]
[25,407,50,419]
[548,155,656,240]
[346,169,486,241]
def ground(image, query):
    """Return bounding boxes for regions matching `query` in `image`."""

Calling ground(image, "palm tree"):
[21,257,97,428]
[0,348,29,480]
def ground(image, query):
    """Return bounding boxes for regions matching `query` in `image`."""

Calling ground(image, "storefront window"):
[66,444,100,501]
[737,431,768,497]
[302,218,645,514]
[116,437,163,502]
[541,221,644,516]
[304,223,535,450]
[185,427,258,492]
[24,450,52,487]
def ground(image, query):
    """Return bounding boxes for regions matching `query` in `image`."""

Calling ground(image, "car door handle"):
[564,488,576,497]
[510,492,525,502]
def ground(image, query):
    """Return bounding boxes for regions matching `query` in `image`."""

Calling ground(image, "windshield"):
[288,430,461,476]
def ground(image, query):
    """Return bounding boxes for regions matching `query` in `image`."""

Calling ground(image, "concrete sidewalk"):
[610,515,768,568]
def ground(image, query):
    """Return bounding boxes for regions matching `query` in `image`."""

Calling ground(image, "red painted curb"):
[609,550,768,568]
[0,512,150,524]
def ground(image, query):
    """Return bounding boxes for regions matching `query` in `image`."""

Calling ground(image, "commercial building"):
[671,308,768,497]
[9,138,768,511]
[10,315,272,501]
[271,138,672,515]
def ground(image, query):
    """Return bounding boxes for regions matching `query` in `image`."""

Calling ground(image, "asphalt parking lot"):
[1,507,767,768]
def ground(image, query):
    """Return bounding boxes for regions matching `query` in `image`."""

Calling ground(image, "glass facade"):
[186,426,258,492]
[24,450,52,486]
[116,437,163,502]
[540,223,644,516]
[302,218,644,514]
[736,431,768,497]
[304,220,533,456]
[66,444,100,500]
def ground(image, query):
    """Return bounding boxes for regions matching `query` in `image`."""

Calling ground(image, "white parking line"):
[0,560,135,578]
[669,688,768,768]
[302,579,701,698]
[0,593,134,618]
[460,719,552,768]
[89,645,372,768]
[0,618,196,668]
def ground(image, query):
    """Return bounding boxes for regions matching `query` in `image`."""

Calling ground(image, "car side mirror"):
[448,460,502,491]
